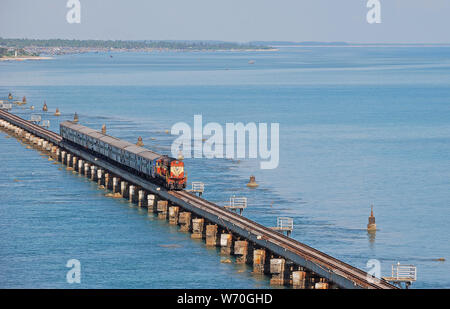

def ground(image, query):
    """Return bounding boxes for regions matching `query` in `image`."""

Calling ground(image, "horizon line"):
[1,37,450,46]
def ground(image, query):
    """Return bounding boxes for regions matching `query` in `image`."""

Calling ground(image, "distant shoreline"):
[274,44,450,48]
[0,56,52,61]
[0,49,279,61]
[0,38,275,57]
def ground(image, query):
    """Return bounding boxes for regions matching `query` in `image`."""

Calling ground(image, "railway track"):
[0,109,397,289]
[170,191,396,289]
[0,110,62,144]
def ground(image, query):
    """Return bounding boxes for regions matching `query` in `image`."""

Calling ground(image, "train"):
[60,121,187,190]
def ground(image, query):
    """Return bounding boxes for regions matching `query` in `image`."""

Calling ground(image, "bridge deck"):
[0,109,397,289]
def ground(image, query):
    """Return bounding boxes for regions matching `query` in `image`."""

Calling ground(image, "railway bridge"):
[0,109,397,289]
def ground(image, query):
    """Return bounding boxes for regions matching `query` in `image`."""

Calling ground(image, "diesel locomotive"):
[60,121,187,190]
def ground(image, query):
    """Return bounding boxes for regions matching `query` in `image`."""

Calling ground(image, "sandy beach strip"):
[0,56,52,62]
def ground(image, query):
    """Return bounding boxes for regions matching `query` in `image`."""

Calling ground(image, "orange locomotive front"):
[155,156,187,190]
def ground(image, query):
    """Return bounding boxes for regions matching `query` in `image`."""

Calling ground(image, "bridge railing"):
[391,264,417,281]
[30,114,41,124]
[0,103,12,111]
[191,182,204,193]
[228,196,247,209]
[277,217,294,230]
[187,181,205,196]
[223,196,247,215]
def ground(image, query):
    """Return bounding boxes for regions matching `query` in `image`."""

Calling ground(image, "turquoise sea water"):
[0,46,449,288]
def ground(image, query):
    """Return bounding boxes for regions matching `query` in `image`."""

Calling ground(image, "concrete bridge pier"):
[147,194,156,212]
[104,173,111,190]
[66,153,72,168]
[168,206,180,225]
[220,232,233,255]
[61,151,66,164]
[51,146,57,159]
[72,156,77,171]
[62,152,68,165]
[55,147,60,161]
[84,163,90,178]
[269,258,286,286]
[291,269,307,289]
[294,270,322,289]
[178,212,191,232]
[306,272,318,289]
[205,224,218,246]
[191,218,205,239]
[97,169,104,186]
[234,240,251,264]
[77,159,84,174]
[90,166,97,181]
[156,200,168,219]
[315,282,330,289]
[113,177,120,193]
[121,181,129,198]
[72,157,78,172]
[138,190,146,207]
[46,143,53,152]
[253,249,268,275]
[310,276,329,289]
[129,185,136,203]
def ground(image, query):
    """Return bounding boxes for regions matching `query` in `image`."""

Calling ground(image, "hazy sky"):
[1,0,449,43]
